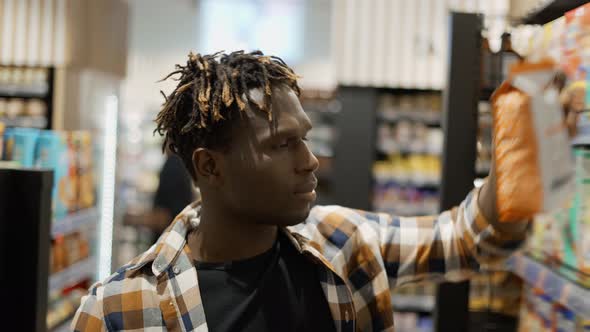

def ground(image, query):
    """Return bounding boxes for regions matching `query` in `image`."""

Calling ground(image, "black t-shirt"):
[195,232,336,332]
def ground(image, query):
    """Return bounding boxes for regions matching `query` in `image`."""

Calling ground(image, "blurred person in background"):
[124,146,195,242]
[73,51,530,332]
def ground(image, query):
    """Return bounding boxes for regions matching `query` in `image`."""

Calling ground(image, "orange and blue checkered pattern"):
[72,187,527,332]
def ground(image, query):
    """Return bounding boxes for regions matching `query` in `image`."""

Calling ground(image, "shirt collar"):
[128,201,334,278]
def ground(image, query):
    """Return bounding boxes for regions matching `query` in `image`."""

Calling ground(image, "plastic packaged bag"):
[492,60,574,222]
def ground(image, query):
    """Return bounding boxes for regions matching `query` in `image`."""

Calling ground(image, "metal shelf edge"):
[51,208,99,237]
[506,253,590,318]
[49,256,96,293]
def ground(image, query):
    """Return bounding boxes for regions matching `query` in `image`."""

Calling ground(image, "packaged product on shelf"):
[0,98,6,118]
[26,99,47,117]
[65,132,81,213]
[35,130,70,220]
[11,127,39,167]
[554,304,576,332]
[572,149,590,281]
[0,121,4,159]
[52,236,68,273]
[3,127,14,160]
[64,232,83,264]
[492,61,574,222]
[6,98,25,118]
[531,289,554,331]
[74,131,96,210]
[577,319,590,331]
[563,3,590,81]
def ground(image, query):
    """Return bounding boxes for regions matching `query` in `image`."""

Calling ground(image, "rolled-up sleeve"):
[379,187,528,287]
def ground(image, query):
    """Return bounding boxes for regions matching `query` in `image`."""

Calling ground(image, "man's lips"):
[294,178,318,194]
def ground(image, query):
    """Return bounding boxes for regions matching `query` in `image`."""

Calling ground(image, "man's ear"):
[192,148,223,185]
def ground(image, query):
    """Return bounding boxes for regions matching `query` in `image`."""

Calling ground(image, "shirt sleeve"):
[378,186,528,286]
[304,186,528,288]
[71,286,108,332]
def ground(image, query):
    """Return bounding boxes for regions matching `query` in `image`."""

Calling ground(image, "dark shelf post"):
[435,11,482,332]
[0,169,53,332]
[332,86,378,210]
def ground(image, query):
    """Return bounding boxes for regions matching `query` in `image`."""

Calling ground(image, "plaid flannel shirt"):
[73,188,526,332]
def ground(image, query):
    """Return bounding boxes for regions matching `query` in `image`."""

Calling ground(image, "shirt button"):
[344,310,349,322]
[173,266,181,274]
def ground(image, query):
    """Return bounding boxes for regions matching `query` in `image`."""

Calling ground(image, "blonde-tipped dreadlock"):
[154,50,301,178]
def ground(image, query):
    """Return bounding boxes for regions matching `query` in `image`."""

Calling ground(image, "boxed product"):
[11,127,39,167]
[35,130,70,220]
[3,127,14,160]
[74,131,95,210]
[577,319,590,331]
[0,121,4,159]
[65,132,80,213]
[492,60,574,222]
[571,149,590,282]
[554,304,576,332]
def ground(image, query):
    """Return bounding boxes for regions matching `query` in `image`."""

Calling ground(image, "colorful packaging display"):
[50,232,90,274]
[35,130,71,220]
[492,61,574,222]
[74,131,95,210]
[0,121,4,159]
[571,149,590,282]
[11,127,39,167]
[518,285,589,332]
[2,127,96,219]
[3,127,14,160]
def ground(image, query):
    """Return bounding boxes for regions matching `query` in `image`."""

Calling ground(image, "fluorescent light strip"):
[98,95,119,281]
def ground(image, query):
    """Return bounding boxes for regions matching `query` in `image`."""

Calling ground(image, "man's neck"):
[188,205,278,263]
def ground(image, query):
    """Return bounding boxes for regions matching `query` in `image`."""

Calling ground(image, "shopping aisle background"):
[1,0,590,331]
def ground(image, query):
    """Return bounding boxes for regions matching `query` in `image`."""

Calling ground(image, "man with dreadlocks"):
[73,51,528,332]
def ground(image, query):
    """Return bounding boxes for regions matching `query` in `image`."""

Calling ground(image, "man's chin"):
[276,208,311,227]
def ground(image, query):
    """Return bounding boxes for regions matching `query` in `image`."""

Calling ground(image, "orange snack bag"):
[492,60,573,222]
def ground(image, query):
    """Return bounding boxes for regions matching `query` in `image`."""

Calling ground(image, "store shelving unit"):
[0,66,55,130]
[520,0,590,25]
[507,253,590,317]
[49,256,97,294]
[51,208,99,238]
[301,90,340,206]
[392,295,436,314]
[333,87,443,214]
[0,169,53,332]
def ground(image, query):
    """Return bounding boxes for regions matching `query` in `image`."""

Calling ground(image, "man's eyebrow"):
[261,125,312,142]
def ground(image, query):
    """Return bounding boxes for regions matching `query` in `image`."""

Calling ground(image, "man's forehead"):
[242,86,307,130]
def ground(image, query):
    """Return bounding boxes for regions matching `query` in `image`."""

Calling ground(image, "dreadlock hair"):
[154,50,301,179]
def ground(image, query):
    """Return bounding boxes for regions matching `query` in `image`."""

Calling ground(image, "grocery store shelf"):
[506,253,590,318]
[378,113,441,127]
[52,208,99,238]
[375,179,441,189]
[392,295,435,313]
[0,85,49,99]
[519,0,589,25]
[49,256,96,293]
[0,116,48,128]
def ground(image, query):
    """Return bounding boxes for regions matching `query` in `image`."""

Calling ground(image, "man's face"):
[216,85,319,226]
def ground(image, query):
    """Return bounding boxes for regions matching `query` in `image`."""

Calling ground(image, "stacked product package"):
[518,285,589,332]
[0,126,96,220]
[511,2,590,287]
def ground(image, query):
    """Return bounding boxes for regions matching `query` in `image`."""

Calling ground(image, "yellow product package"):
[492,61,573,222]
